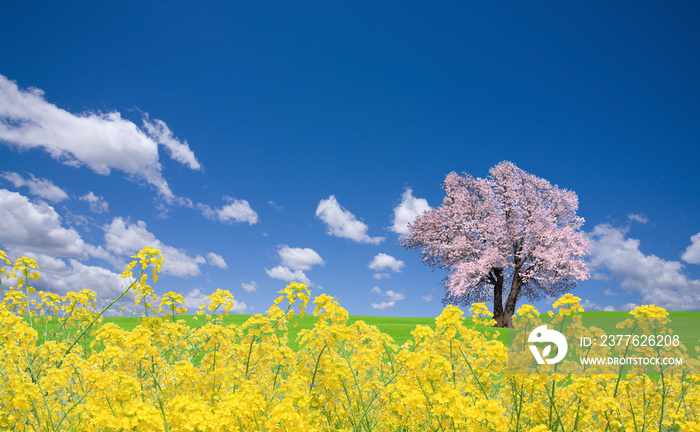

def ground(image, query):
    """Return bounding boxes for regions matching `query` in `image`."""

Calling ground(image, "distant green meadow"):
[28,310,700,363]
[92,314,504,349]
[26,311,700,380]
[35,310,698,352]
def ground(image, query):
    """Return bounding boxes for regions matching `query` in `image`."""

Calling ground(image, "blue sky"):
[0,1,698,316]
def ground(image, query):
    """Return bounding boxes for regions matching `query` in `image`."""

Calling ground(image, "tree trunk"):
[495,241,524,328]
[491,268,506,327]
[500,272,522,328]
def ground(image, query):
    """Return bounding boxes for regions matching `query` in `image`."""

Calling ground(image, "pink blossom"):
[402,161,589,327]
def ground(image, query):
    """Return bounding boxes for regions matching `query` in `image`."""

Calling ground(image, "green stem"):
[613,322,638,397]
[57,270,144,368]
[24,267,33,329]
[546,378,566,432]
[160,304,225,359]
[309,342,328,393]
[23,353,56,431]
[244,331,257,380]
[458,346,489,399]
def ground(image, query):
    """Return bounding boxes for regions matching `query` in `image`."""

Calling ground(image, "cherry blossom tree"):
[402,161,589,327]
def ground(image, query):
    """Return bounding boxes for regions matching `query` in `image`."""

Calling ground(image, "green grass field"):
[93,313,506,349]
[31,311,700,353]
[90,311,700,351]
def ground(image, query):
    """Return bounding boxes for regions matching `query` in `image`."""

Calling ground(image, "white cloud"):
[278,245,325,271]
[580,299,615,312]
[602,289,619,296]
[391,188,431,237]
[141,115,201,170]
[206,252,227,269]
[80,191,109,214]
[182,288,248,314]
[102,217,156,256]
[40,257,123,298]
[265,265,310,285]
[620,302,640,312]
[1,171,69,203]
[373,273,390,280]
[0,188,90,258]
[315,195,384,244]
[182,288,208,311]
[217,200,258,224]
[385,290,405,302]
[368,253,405,273]
[627,213,649,224]
[268,201,283,211]
[0,75,200,199]
[103,217,211,278]
[591,271,610,281]
[421,295,433,302]
[370,286,405,310]
[681,233,700,265]
[265,245,323,287]
[587,224,700,311]
[12,252,132,316]
[199,197,258,225]
[242,281,258,293]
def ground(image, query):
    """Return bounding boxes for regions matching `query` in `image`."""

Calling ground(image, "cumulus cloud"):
[368,253,405,275]
[0,74,200,199]
[265,245,324,286]
[385,290,405,302]
[141,115,200,170]
[391,188,431,237]
[278,245,325,271]
[206,252,227,269]
[7,252,132,316]
[587,224,700,311]
[370,286,405,310]
[1,171,68,203]
[0,188,93,258]
[602,289,619,296]
[265,265,311,285]
[627,213,649,224]
[41,257,123,298]
[199,197,258,225]
[421,295,433,302]
[80,191,109,214]
[681,233,700,265]
[315,195,384,244]
[242,281,258,293]
[373,273,390,280]
[580,299,615,312]
[103,217,222,278]
[217,201,258,224]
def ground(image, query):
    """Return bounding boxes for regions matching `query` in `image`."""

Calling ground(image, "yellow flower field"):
[1,247,699,431]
